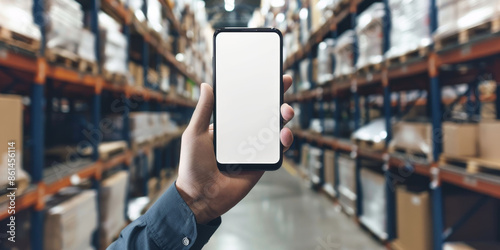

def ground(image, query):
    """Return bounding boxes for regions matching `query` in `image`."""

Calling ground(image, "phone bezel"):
[213,27,284,171]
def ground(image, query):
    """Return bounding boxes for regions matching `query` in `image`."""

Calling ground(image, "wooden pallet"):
[333,0,350,15]
[435,18,500,50]
[358,62,382,74]
[386,46,429,66]
[103,70,127,84]
[389,146,432,163]
[439,154,500,175]
[0,170,30,204]
[334,73,353,83]
[99,141,127,161]
[353,139,385,151]
[78,59,98,75]
[0,26,40,52]
[46,48,80,69]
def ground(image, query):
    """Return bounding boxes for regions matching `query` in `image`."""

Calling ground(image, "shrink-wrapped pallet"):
[359,168,387,240]
[435,0,500,38]
[351,118,388,151]
[99,11,127,75]
[46,0,84,53]
[334,30,355,77]
[308,147,322,184]
[0,0,41,41]
[316,39,335,84]
[356,3,385,69]
[387,0,431,58]
[338,155,356,215]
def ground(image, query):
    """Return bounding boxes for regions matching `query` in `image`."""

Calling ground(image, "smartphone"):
[213,28,283,171]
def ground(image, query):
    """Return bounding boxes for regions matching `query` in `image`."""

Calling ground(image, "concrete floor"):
[204,166,385,250]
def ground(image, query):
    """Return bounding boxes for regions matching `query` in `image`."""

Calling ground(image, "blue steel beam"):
[123,95,131,146]
[430,76,442,161]
[364,96,370,125]
[91,178,101,249]
[495,58,500,119]
[353,92,360,130]
[355,158,363,217]
[333,98,341,197]
[92,94,101,161]
[382,0,395,236]
[383,85,392,146]
[431,184,444,250]
[384,166,396,240]
[32,0,46,248]
[31,83,45,250]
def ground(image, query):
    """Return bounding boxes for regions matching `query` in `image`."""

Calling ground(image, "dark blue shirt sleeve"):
[108,182,221,250]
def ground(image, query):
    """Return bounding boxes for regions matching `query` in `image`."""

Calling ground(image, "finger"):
[283,75,292,93]
[281,103,294,125]
[280,127,293,152]
[188,83,214,134]
[209,123,214,131]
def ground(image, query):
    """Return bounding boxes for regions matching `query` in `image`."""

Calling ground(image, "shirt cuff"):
[144,182,221,249]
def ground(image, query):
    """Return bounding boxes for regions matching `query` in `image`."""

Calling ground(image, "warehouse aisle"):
[204,164,385,250]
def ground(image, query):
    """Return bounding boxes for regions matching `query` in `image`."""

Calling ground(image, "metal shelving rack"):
[0,0,205,249]
[285,0,500,249]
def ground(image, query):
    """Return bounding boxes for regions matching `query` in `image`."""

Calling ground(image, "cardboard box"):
[443,122,477,157]
[323,150,335,187]
[300,144,310,170]
[0,95,24,187]
[44,190,98,250]
[478,121,500,160]
[100,171,129,248]
[393,188,432,250]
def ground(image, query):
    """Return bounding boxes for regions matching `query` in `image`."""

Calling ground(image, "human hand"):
[176,75,294,224]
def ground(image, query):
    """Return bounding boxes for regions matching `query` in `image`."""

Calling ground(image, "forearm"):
[108,182,221,250]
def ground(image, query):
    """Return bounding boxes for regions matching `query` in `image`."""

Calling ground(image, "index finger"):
[283,75,292,93]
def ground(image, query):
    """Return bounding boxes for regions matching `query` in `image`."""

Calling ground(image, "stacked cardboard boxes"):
[0,95,27,188]
[323,150,336,196]
[44,189,98,250]
[443,121,500,160]
[100,171,129,248]
[355,3,385,68]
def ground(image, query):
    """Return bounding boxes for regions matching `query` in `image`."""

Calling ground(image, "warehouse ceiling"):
[203,0,261,28]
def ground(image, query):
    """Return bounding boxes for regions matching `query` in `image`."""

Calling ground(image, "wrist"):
[175,181,217,224]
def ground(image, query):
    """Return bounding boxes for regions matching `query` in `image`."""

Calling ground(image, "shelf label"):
[463,176,477,187]
[461,45,471,56]
[0,49,7,59]
[365,73,373,82]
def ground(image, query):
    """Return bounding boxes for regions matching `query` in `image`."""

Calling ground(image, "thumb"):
[188,83,214,134]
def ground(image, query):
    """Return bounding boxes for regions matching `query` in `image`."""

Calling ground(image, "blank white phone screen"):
[215,31,281,164]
